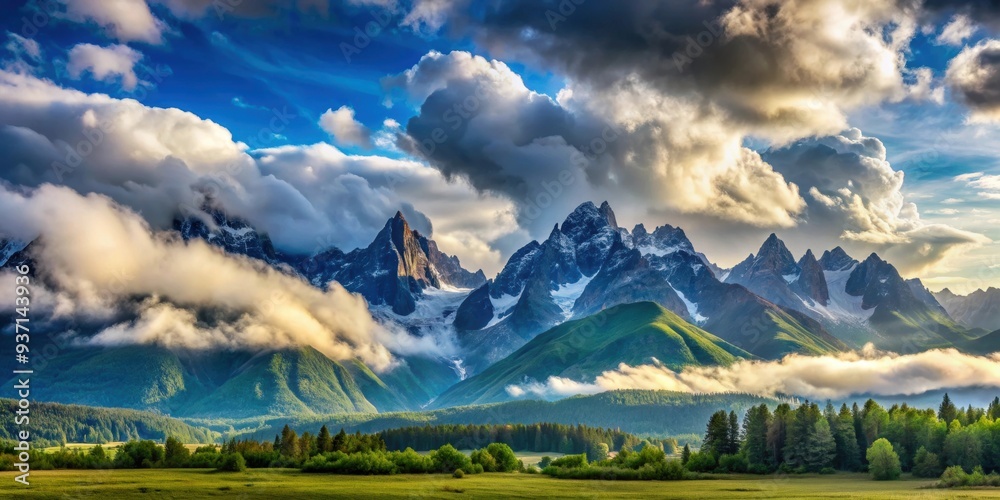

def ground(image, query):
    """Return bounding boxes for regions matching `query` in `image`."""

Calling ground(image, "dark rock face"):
[573,239,689,320]
[725,233,802,310]
[819,246,857,272]
[332,212,440,315]
[793,250,830,305]
[173,209,278,264]
[561,201,619,277]
[420,237,487,289]
[174,208,485,316]
[847,253,923,314]
[491,241,542,298]
[454,283,493,330]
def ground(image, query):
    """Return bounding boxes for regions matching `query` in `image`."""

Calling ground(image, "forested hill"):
[198,390,782,441]
[0,399,215,447]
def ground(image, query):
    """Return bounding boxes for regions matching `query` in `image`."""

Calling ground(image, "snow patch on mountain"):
[486,291,522,328]
[674,289,708,324]
[552,275,594,319]
[801,267,875,325]
[637,244,684,257]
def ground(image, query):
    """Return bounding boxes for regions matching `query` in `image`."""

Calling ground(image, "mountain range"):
[1,200,994,418]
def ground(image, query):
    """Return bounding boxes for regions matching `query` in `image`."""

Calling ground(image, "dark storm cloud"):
[947,40,1000,122]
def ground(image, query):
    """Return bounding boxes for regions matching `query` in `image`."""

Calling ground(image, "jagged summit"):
[819,246,857,272]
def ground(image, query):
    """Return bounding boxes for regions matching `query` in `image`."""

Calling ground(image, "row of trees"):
[688,394,1000,478]
[378,423,674,461]
[301,442,525,476]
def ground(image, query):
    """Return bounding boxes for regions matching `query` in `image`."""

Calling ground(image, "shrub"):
[430,444,472,473]
[912,447,944,478]
[866,439,901,481]
[538,456,553,469]
[389,448,434,474]
[684,452,717,473]
[218,453,247,472]
[549,454,588,469]
[819,467,836,475]
[453,469,465,478]
[186,452,222,469]
[716,453,748,473]
[113,440,164,469]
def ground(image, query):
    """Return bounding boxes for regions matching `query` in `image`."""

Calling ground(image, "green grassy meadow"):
[1,470,998,499]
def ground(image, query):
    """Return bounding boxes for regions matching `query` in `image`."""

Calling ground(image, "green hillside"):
[4,344,422,419]
[0,399,215,447]
[963,328,1000,355]
[183,348,378,418]
[869,308,976,351]
[431,302,754,408]
[191,389,781,441]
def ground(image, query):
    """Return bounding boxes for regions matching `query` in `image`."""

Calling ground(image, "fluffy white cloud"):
[937,14,977,46]
[386,50,806,244]
[764,129,989,274]
[0,183,445,370]
[0,70,516,274]
[507,344,1000,401]
[955,172,1000,199]
[319,105,372,148]
[66,43,144,90]
[57,0,166,44]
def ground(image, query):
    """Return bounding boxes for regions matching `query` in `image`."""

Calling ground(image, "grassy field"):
[1,469,999,499]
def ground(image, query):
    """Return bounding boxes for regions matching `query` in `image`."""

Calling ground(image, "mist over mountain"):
[0,199,994,419]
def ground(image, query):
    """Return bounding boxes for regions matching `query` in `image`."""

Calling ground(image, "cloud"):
[66,43,144,90]
[953,171,1000,199]
[0,183,462,369]
[937,14,977,46]
[382,0,967,249]
[319,105,373,148]
[0,69,516,274]
[763,129,989,274]
[386,50,807,242]
[506,344,1000,401]
[4,32,42,62]
[947,39,1000,123]
[57,0,167,44]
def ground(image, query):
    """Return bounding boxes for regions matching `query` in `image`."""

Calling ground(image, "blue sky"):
[2,0,1000,293]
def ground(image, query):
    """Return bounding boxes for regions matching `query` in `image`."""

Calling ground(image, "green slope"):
[6,344,418,418]
[194,390,781,441]
[24,345,207,414]
[963,328,1000,355]
[869,308,976,351]
[183,347,377,418]
[431,301,754,408]
[0,399,215,447]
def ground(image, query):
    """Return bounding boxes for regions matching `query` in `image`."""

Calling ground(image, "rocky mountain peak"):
[751,233,798,277]
[173,208,278,264]
[599,201,619,229]
[819,246,857,272]
[794,249,829,305]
